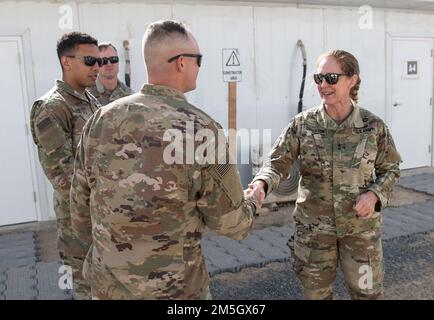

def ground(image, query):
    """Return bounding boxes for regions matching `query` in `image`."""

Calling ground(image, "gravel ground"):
[210,231,434,300]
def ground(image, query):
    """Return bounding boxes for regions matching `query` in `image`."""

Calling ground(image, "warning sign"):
[222,48,242,82]
[226,51,240,66]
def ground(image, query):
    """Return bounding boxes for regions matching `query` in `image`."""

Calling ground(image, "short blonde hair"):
[98,42,117,52]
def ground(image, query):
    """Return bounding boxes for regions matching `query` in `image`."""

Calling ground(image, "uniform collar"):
[140,84,187,101]
[56,79,91,102]
[117,80,132,95]
[316,100,364,130]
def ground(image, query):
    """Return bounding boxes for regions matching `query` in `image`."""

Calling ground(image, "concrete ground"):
[0,167,433,299]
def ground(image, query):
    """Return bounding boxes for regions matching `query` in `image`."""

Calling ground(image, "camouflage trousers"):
[90,281,212,300]
[54,194,91,300]
[288,223,384,300]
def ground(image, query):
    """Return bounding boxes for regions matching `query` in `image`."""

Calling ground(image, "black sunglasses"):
[313,73,351,85]
[102,56,119,66]
[66,55,102,67]
[167,53,202,67]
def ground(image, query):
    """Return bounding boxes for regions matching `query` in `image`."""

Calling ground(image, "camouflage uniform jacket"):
[70,84,257,299]
[254,103,401,236]
[87,78,133,106]
[30,80,100,218]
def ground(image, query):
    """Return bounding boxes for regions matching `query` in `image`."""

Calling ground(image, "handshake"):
[244,180,267,208]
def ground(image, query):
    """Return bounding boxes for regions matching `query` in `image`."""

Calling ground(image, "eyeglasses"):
[102,56,119,66]
[66,55,102,67]
[167,53,202,67]
[313,73,351,85]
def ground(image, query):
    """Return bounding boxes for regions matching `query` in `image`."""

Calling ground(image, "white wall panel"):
[253,6,325,140]
[0,2,80,97]
[323,7,386,119]
[385,11,434,37]
[173,4,257,133]
[78,3,172,92]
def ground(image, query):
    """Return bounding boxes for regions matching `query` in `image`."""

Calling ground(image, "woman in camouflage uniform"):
[251,50,401,299]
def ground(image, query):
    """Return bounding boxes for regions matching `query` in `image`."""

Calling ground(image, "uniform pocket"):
[288,235,311,275]
[357,133,377,181]
[351,135,368,169]
[294,240,311,263]
[286,236,311,265]
[299,135,322,174]
[82,243,94,283]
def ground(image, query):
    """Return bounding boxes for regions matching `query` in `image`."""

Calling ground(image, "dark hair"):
[144,20,189,46]
[56,32,98,69]
[317,50,361,102]
[98,42,117,52]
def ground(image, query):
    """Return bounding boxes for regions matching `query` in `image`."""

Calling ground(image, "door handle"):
[393,102,402,107]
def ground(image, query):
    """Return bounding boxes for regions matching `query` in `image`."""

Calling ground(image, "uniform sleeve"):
[196,163,257,241]
[31,102,73,200]
[252,119,300,196]
[70,124,93,260]
[367,123,402,210]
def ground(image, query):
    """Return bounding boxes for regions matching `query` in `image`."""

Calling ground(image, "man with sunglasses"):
[69,20,258,300]
[30,32,101,300]
[87,43,133,106]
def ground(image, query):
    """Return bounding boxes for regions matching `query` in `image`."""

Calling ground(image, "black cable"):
[297,40,307,113]
[272,41,307,197]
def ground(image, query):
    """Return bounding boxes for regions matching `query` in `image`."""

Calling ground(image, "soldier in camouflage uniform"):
[87,43,133,106]
[250,50,401,299]
[30,32,102,299]
[70,20,258,300]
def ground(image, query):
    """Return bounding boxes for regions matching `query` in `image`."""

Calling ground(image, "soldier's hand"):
[354,191,378,219]
[247,180,266,208]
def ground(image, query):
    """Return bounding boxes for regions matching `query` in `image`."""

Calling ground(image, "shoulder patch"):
[34,113,68,154]
[36,117,53,132]
[214,164,231,177]
[208,164,243,207]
